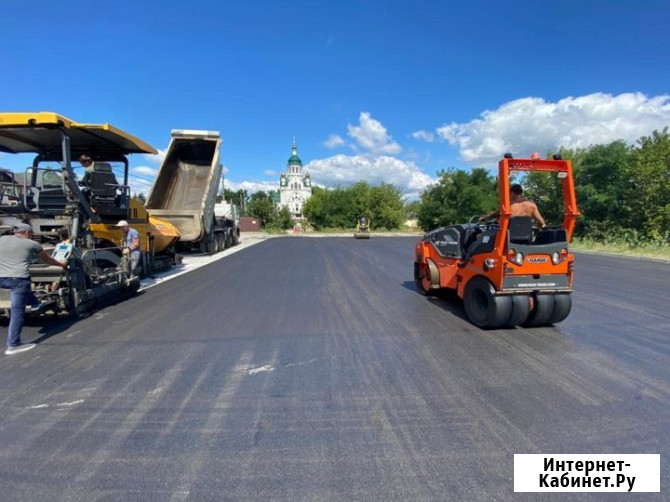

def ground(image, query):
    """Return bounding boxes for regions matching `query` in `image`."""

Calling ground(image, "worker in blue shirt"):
[115,220,141,275]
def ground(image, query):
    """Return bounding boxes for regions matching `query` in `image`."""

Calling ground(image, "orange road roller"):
[414,154,580,328]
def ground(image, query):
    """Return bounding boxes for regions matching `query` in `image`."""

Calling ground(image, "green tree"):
[217,188,247,209]
[405,200,421,220]
[266,205,294,231]
[303,181,405,230]
[521,148,579,228]
[627,128,670,242]
[302,186,327,230]
[246,191,275,226]
[368,183,405,230]
[303,186,351,229]
[572,141,631,239]
[417,168,498,231]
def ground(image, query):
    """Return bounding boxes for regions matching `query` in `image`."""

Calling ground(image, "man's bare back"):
[481,183,546,227]
[511,198,546,227]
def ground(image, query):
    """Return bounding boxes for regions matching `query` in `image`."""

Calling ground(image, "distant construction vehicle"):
[414,153,579,329]
[354,217,371,239]
[146,130,240,254]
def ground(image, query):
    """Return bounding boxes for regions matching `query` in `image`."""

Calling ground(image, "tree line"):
[231,129,670,244]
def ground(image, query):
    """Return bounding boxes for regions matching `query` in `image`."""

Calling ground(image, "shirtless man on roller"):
[480,183,546,227]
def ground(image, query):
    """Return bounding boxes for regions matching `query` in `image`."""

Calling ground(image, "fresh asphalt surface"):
[1,236,668,501]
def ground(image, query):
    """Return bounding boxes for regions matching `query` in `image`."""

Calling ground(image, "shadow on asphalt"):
[402,280,571,335]
[0,291,146,345]
[402,280,472,323]
[426,290,472,323]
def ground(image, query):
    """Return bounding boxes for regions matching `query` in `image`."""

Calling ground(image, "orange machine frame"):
[414,154,580,328]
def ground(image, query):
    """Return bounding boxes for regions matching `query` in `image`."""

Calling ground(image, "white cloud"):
[436,92,670,165]
[224,180,280,194]
[128,177,154,196]
[222,155,435,200]
[347,112,402,154]
[412,130,434,142]
[132,166,158,177]
[142,147,167,165]
[305,154,434,197]
[324,134,345,149]
[264,169,276,176]
[127,165,157,196]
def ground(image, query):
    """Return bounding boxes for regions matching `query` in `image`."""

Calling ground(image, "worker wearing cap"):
[116,220,141,275]
[0,223,67,355]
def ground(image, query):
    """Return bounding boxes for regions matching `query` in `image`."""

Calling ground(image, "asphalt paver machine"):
[0,112,175,317]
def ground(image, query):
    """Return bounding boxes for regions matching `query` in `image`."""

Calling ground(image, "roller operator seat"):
[508,216,534,244]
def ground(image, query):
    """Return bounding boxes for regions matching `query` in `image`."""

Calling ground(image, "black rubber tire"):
[463,276,512,329]
[205,234,218,254]
[504,294,531,327]
[523,294,555,327]
[548,294,572,325]
[414,262,432,296]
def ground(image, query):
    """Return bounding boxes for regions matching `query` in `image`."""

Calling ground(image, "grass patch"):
[571,238,670,261]
[263,227,289,235]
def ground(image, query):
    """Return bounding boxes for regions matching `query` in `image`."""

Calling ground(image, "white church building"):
[279,141,312,219]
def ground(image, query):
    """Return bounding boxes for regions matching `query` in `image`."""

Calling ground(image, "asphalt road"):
[1,237,668,501]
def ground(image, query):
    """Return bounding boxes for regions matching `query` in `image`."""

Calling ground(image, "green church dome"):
[288,141,302,165]
[288,154,302,165]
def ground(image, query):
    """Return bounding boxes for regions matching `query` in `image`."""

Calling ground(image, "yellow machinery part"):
[89,199,180,253]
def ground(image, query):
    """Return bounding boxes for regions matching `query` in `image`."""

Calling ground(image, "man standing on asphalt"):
[0,223,68,355]
[116,220,141,276]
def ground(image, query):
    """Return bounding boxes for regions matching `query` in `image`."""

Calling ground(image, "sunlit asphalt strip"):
[138,234,667,293]
[138,234,275,292]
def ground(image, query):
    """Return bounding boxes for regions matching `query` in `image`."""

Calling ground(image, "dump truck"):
[146,129,237,254]
[414,153,580,329]
[0,112,179,316]
[214,201,240,248]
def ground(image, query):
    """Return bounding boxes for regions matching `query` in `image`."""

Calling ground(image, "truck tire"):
[205,234,217,254]
[463,276,512,329]
[217,233,226,251]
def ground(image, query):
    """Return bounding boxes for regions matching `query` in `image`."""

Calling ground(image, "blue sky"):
[2,0,669,199]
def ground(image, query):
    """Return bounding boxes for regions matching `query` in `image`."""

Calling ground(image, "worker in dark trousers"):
[0,223,67,355]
